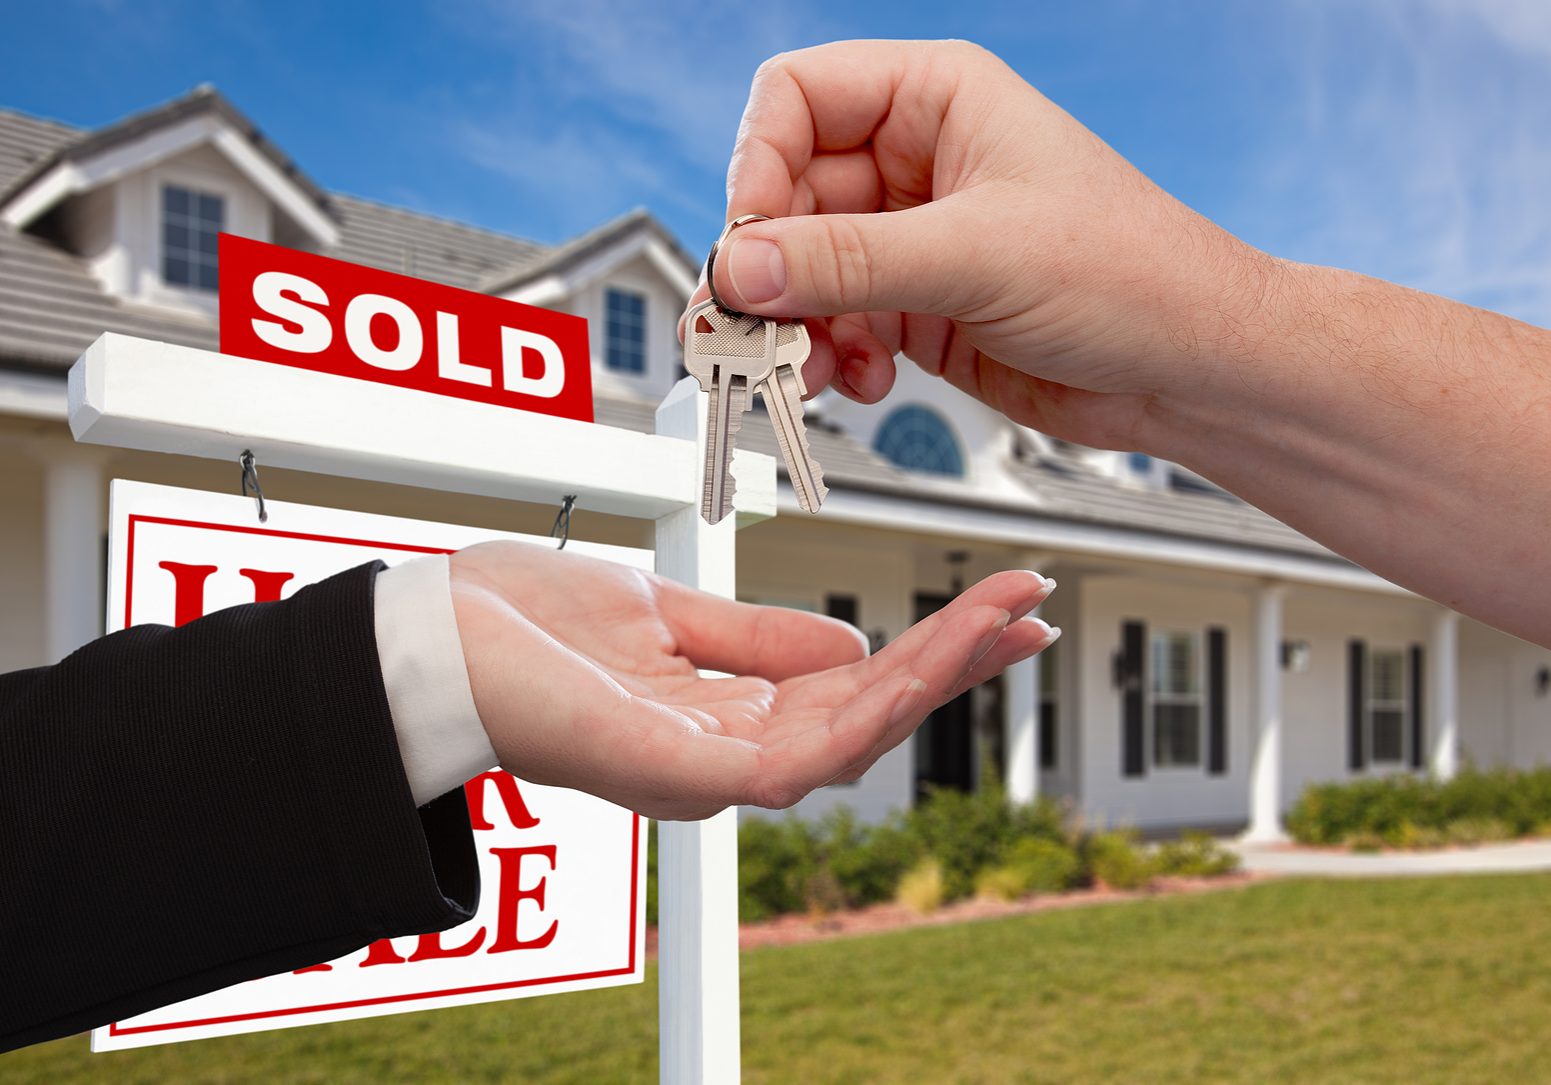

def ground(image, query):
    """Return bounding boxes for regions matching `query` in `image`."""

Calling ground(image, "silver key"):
[755,322,828,515]
[683,297,778,524]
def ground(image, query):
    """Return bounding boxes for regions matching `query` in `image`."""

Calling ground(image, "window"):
[873,405,965,477]
[1151,630,1202,767]
[605,288,647,374]
[1039,637,1058,770]
[1369,649,1407,764]
[162,185,223,291]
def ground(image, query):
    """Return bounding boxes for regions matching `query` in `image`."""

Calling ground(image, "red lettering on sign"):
[488,845,559,952]
[465,770,540,831]
[218,235,593,422]
[158,561,296,625]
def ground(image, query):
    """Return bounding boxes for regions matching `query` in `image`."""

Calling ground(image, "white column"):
[654,379,741,1085]
[1430,609,1460,780]
[43,448,105,663]
[1004,648,1039,804]
[1245,584,1288,843]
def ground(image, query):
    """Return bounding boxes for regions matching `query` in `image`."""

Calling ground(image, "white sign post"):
[69,333,773,1082]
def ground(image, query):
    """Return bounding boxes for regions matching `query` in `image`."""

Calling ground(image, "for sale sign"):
[218,235,594,421]
[91,481,646,1051]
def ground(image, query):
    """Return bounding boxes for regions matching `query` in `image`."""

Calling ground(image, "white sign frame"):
[90,481,651,1051]
[68,333,771,1083]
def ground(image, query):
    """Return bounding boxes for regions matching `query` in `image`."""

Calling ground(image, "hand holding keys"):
[685,216,829,525]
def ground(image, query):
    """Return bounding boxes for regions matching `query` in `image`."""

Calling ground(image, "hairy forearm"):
[1150,256,1551,644]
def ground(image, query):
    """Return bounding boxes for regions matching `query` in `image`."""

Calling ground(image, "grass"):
[8,874,1551,1083]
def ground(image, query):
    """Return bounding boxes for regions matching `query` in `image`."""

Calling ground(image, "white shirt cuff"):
[374,554,498,807]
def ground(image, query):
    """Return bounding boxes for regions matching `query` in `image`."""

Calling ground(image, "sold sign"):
[219,235,593,422]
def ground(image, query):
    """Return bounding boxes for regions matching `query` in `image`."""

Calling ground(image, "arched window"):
[873,405,965,477]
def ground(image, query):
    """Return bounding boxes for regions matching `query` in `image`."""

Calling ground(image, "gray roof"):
[481,207,696,294]
[0,94,1346,568]
[0,86,330,212]
[0,101,553,371]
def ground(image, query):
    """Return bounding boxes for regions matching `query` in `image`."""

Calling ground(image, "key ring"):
[550,494,577,550]
[704,214,771,317]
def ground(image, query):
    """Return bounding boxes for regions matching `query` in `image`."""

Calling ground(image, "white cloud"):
[444,0,832,243]
[1237,0,1551,327]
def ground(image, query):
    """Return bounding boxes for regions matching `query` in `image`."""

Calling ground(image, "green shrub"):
[1154,831,1241,877]
[1288,768,1551,846]
[737,815,818,922]
[1005,837,1083,892]
[975,865,1028,902]
[1088,830,1156,891]
[1445,816,1514,846]
[898,858,946,914]
[900,786,1022,901]
[821,808,919,908]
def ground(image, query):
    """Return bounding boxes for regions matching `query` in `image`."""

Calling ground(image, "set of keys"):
[684,215,828,525]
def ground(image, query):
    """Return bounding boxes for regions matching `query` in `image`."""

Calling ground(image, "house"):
[3,87,1549,839]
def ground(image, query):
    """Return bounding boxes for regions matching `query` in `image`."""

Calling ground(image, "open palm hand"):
[449,541,1057,820]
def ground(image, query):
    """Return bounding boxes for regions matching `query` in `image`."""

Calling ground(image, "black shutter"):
[1409,643,1425,770]
[1348,639,1367,771]
[825,594,859,627]
[1122,620,1146,777]
[1207,627,1228,775]
[1039,701,1057,770]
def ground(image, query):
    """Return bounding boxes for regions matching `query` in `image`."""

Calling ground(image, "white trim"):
[67,333,777,522]
[0,370,67,420]
[499,233,697,310]
[1,113,336,246]
[787,487,1411,596]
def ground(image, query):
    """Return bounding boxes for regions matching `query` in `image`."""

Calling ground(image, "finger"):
[653,578,869,682]
[708,202,982,320]
[727,40,944,220]
[792,151,885,216]
[829,312,898,403]
[750,602,1009,808]
[948,616,1059,700]
[797,571,1052,704]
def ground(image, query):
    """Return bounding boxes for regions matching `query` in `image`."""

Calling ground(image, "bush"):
[1005,837,1083,893]
[1288,768,1551,848]
[1445,816,1514,846]
[1154,831,1241,877]
[1088,830,1156,891]
[737,816,819,922]
[975,865,1028,902]
[898,858,946,914]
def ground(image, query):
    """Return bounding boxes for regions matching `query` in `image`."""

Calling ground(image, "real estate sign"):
[90,481,648,1051]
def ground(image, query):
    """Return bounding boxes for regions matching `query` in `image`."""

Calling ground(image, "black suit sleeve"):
[0,561,480,1053]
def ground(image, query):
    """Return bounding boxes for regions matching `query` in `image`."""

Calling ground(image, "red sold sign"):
[218,235,593,422]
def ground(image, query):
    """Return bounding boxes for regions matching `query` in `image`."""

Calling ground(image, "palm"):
[450,542,1055,820]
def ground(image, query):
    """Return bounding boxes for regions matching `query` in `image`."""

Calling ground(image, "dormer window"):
[162,184,223,292]
[605,287,647,374]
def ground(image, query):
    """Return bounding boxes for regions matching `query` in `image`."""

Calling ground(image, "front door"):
[914,592,976,797]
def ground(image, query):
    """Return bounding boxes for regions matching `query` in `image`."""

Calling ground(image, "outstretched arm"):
[691,39,1551,646]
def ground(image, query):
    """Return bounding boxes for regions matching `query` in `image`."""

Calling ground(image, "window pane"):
[604,288,647,373]
[1372,708,1405,762]
[873,405,965,477]
[164,186,189,215]
[1039,640,1058,696]
[197,192,224,224]
[165,223,190,252]
[1372,651,1405,703]
[1150,631,1197,696]
[1154,702,1201,766]
[196,262,220,291]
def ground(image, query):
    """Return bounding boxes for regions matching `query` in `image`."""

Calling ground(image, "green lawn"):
[8,875,1551,1084]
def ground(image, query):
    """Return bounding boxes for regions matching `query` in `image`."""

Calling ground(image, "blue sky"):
[4,0,1550,326]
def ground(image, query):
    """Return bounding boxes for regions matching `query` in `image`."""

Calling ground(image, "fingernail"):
[888,678,929,728]
[726,237,786,305]
[839,353,868,395]
[972,610,1012,664]
[1040,623,1063,645]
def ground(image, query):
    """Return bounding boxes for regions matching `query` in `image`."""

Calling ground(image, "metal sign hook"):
[550,494,577,550]
[239,450,268,524]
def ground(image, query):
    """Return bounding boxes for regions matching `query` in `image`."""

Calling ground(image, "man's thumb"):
[711,206,974,318]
